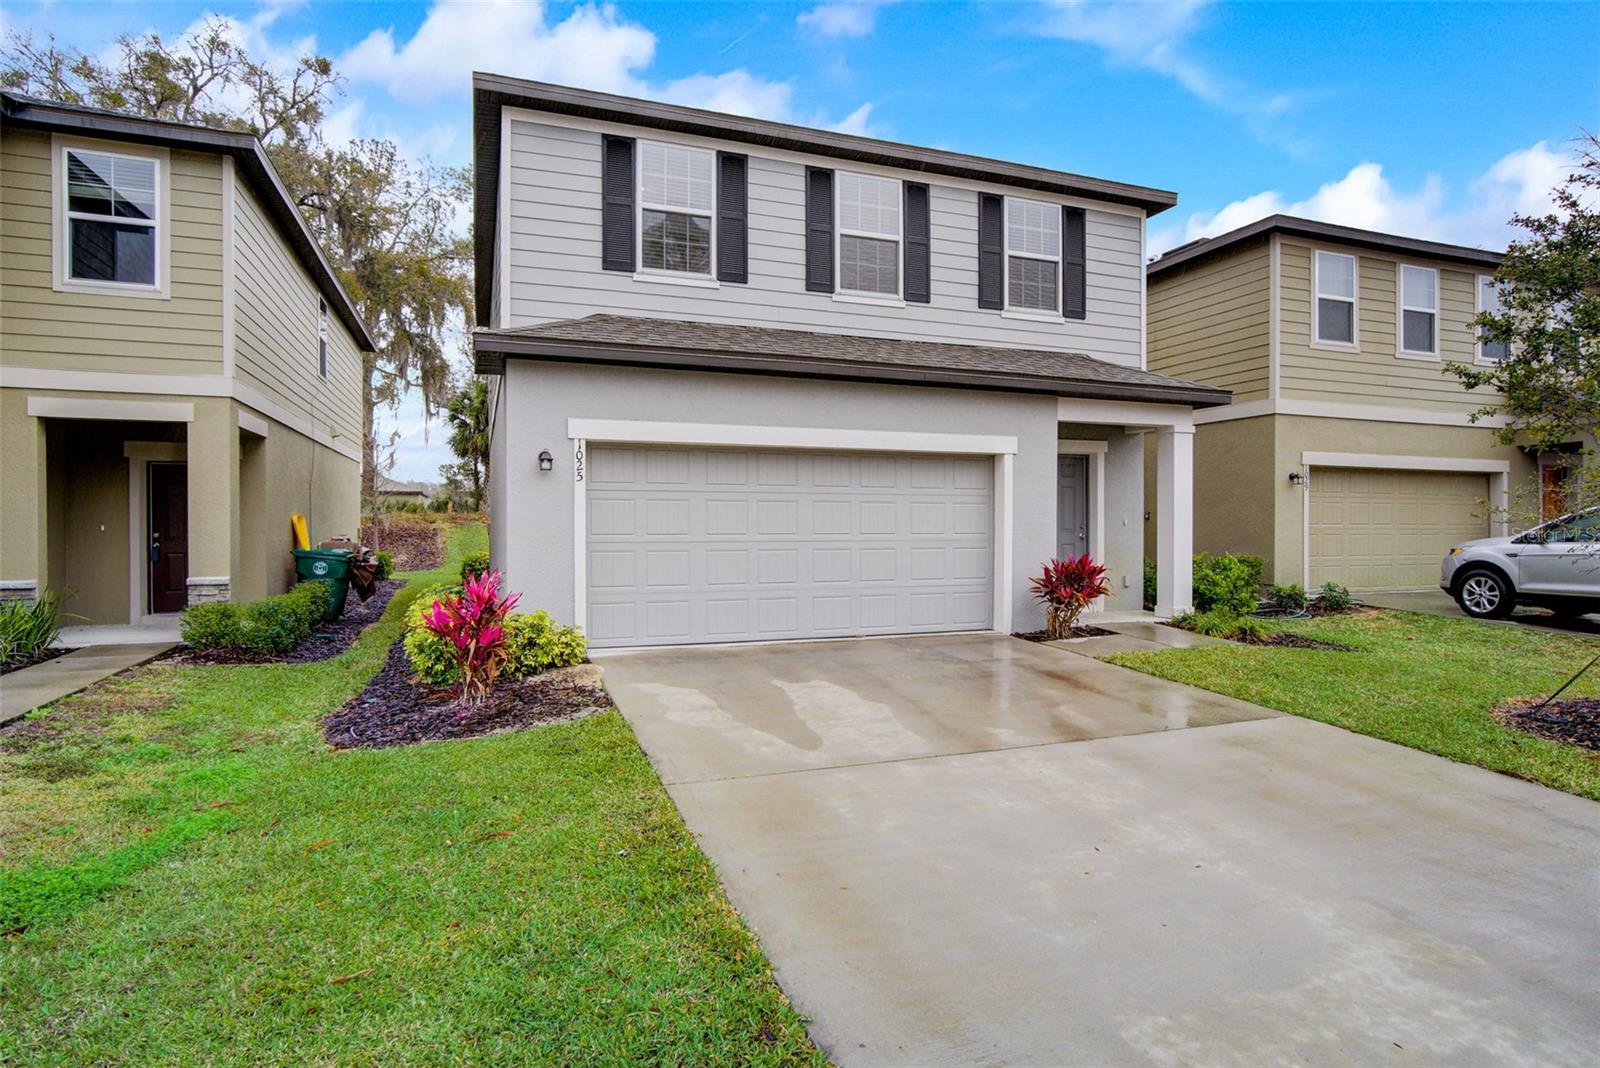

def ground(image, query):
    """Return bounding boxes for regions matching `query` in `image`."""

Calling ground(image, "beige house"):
[0,93,374,625]
[1146,215,1535,592]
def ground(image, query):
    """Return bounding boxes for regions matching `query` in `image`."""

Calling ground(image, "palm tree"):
[446,378,490,511]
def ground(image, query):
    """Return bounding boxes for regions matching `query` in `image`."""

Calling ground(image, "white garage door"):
[584,446,994,647]
[1309,467,1490,591]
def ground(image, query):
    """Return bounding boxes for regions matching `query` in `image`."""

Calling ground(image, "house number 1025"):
[574,443,585,482]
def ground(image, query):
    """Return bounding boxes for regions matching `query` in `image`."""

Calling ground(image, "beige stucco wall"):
[1147,238,1272,403]
[0,128,226,376]
[1278,238,1495,414]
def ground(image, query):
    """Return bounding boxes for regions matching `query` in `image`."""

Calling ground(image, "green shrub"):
[1173,607,1268,642]
[1142,557,1157,612]
[374,551,396,581]
[179,580,331,655]
[1265,583,1308,613]
[1317,581,1354,612]
[460,550,491,584]
[0,591,65,667]
[404,598,586,686]
[1192,552,1265,615]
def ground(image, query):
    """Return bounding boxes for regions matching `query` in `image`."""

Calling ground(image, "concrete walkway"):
[601,632,1600,1067]
[57,618,182,648]
[1,643,175,725]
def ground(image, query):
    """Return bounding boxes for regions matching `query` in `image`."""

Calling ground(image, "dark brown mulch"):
[360,521,443,572]
[1251,632,1353,651]
[161,580,403,667]
[1495,697,1600,752]
[0,647,74,676]
[1012,626,1117,642]
[323,641,609,750]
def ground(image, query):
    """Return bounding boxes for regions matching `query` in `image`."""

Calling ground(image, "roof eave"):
[472,331,1233,410]
[1149,214,1504,278]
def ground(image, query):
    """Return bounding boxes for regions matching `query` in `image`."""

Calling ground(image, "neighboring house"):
[0,92,374,625]
[374,476,435,507]
[472,75,1228,648]
[1145,215,1534,592]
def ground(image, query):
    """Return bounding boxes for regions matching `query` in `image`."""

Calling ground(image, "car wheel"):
[1456,570,1513,619]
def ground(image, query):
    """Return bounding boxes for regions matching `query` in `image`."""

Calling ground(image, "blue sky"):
[5,0,1595,478]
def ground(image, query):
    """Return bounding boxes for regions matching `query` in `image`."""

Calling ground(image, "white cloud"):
[1035,0,1305,150]
[829,102,876,136]
[797,2,884,39]
[656,69,795,121]
[1149,141,1579,256]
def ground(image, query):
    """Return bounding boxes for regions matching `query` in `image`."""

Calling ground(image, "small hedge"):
[374,551,396,581]
[403,583,586,686]
[1192,552,1265,615]
[460,551,490,584]
[180,580,331,655]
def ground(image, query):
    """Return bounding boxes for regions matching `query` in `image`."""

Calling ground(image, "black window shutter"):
[716,152,748,284]
[977,193,1003,310]
[601,135,635,273]
[1062,206,1087,319]
[903,182,931,303]
[804,167,834,293]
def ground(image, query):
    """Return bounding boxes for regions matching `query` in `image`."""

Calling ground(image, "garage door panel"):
[1310,467,1489,591]
[585,446,993,647]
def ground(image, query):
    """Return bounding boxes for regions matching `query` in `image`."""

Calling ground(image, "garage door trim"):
[568,419,1018,642]
[1299,450,1510,589]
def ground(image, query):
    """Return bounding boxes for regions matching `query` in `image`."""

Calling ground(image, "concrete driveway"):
[1363,589,1600,636]
[601,634,1600,1067]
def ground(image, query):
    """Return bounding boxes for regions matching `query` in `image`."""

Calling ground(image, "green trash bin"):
[291,548,354,623]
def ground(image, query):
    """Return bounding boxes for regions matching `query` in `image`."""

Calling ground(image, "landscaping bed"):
[1,647,74,676]
[324,640,610,749]
[1013,626,1116,642]
[360,519,443,571]
[1495,697,1600,751]
[162,579,402,666]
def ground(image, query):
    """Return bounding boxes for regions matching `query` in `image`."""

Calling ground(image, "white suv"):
[1441,508,1600,619]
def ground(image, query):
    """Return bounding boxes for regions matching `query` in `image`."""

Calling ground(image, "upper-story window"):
[638,140,714,276]
[836,171,901,297]
[1006,197,1060,312]
[1314,250,1357,346]
[1478,275,1509,363]
[318,300,329,377]
[61,146,160,289]
[1399,264,1438,356]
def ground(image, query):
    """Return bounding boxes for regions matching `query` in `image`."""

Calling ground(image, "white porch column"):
[1155,425,1194,617]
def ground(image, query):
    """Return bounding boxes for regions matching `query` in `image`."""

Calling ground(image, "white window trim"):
[834,169,903,299]
[634,138,716,281]
[1311,248,1358,351]
[1396,263,1440,359]
[52,134,171,299]
[1003,195,1061,314]
[1476,273,1508,366]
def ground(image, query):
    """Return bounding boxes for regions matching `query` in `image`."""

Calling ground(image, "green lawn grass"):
[1104,608,1600,801]
[1,524,823,1065]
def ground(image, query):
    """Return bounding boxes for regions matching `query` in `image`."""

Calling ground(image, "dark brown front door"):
[149,462,189,614]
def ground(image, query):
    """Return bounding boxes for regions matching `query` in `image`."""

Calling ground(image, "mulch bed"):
[1250,633,1352,651]
[0,647,74,676]
[161,580,403,667]
[360,521,443,572]
[323,641,610,750]
[1494,697,1600,752]
[1013,626,1117,642]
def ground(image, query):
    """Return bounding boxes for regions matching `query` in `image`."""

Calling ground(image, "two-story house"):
[471,75,1229,647]
[0,93,374,627]
[1146,215,1532,592]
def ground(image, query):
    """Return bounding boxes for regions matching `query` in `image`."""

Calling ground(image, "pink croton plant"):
[420,569,522,708]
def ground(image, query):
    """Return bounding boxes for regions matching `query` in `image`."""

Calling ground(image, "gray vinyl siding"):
[1147,240,1270,402]
[0,128,224,375]
[503,120,1146,367]
[1278,240,1488,414]
[233,176,364,445]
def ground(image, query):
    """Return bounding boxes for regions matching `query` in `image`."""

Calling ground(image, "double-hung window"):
[1478,275,1509,363]
[638,141,714,276]
[836,171,901,297]
[1005,197,1060,312]
[1314,250,1356,345]
[62,146,160,289]
[1399,265,1438,356]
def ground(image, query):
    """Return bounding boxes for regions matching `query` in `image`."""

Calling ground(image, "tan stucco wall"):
[0,128,226,376]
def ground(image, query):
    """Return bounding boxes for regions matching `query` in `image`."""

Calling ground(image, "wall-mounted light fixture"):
[538,450,554,473]
[1288,470,1307,486]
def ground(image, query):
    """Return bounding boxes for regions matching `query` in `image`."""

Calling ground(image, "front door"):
[1057,454,1088,559]
[149,462,189,614]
